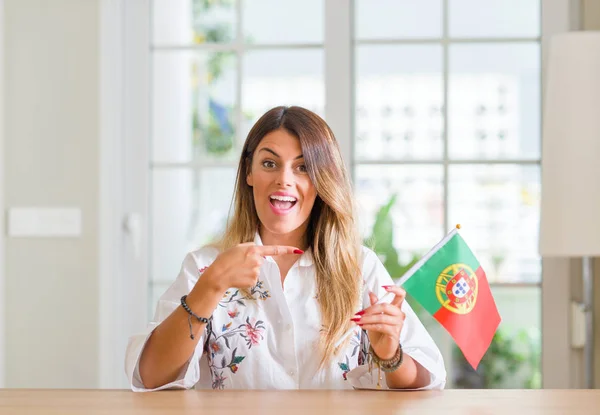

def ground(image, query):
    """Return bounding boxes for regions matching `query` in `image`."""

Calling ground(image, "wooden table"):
[1,389,599,414]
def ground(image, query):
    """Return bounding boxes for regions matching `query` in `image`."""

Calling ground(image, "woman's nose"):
[276,166,294,187]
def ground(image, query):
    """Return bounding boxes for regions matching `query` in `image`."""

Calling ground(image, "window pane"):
[448,165,541,283]
[152,51,237,163]
[452,286,541,389]
[151,168,236,284]
[242,49,324,137]
[449,0,540,38]
[355,0,442,40]
[355,45,443,161]
[152,0,237,45]
[448,43,540,160]
[355,165,444,260]
[243,0,323,44]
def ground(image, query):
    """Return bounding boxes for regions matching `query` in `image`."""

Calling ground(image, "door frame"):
[98,0,150,389]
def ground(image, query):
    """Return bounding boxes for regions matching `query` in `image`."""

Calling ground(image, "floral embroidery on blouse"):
[358,329,371,367]
[219,280,270,308]
[211,371,227,390]
[338,356,351,381]
[241,318,265,348]
[198,271,271,389]
[338,329,364,380]
[206,312,266,389]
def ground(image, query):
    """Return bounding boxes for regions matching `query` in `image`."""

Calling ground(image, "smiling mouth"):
[269,195,297,211]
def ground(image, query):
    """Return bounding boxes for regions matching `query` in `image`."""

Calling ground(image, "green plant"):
[490,254,506,280]
[192,0,235,44]
[190,0,236,157]
[363,194,424,317]
[452,327,541,389]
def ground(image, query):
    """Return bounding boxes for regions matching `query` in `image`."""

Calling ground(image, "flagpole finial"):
[455,224,461,229]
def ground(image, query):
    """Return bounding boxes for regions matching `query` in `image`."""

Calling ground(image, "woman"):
[125,106,446,391]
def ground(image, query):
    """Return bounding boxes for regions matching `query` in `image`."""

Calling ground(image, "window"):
[354,0,541,388]
[148,0,542,388]
[149,0,324,310]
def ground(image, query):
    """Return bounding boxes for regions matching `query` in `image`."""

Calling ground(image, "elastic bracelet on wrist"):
[370,344,404,373]
[180,295,212,340]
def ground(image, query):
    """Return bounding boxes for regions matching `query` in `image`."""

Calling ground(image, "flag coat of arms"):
[399,227,501,370]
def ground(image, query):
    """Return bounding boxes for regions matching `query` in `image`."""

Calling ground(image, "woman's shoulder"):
[152,245,223,307]
[358,245,393,284]
[185,244,222,269]
[359,245,380,267]
[171,245,222,288]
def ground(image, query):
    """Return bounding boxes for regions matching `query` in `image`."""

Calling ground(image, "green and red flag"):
[400,226,501,370]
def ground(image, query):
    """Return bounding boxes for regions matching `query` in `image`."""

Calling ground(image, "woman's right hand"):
[201,243,303,293]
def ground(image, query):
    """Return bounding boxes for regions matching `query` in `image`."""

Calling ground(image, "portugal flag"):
[400,227,501,370]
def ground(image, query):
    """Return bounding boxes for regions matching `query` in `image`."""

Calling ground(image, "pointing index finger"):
[257,246,304,256]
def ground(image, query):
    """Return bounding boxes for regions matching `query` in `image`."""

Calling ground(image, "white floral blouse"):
[125,233,446,391]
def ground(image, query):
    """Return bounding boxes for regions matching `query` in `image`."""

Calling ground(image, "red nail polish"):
[293,249,304,254]
[355,310,366,316]
[350,317,361,322]
[382,285,393,290]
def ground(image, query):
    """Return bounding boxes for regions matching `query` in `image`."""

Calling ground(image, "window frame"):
[349,0,544,381]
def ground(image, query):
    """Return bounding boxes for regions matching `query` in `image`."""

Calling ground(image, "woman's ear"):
[246,171,253,187]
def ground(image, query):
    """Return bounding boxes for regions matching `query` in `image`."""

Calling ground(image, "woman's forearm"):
[384,354,431,389]
[138,271,224,389]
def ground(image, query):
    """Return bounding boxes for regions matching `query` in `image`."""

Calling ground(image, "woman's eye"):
[262,160,276,169]
[297,165,307,173]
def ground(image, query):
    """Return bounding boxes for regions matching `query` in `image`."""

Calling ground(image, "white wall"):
[581,0,600,389]
[0,0,6,389]
[3,0,100,388]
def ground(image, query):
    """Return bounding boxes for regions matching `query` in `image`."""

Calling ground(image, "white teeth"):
[270,195,297,202]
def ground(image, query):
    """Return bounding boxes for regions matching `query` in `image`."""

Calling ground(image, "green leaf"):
[368,194,397,252]
[233,356,245,364]
[363,195,427,322]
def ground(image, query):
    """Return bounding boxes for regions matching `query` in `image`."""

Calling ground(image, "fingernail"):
[293,249,304,254]
[382,285,393,290]
[355,310,366,316]
[350,317,361,322]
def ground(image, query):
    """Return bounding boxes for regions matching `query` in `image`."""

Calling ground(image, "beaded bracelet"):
[370,344,404,373]
[180,295,212,340]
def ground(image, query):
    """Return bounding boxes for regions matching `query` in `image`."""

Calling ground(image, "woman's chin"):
[261,220,302,237]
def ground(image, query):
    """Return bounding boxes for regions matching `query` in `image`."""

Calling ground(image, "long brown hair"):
[218,106,362,367]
